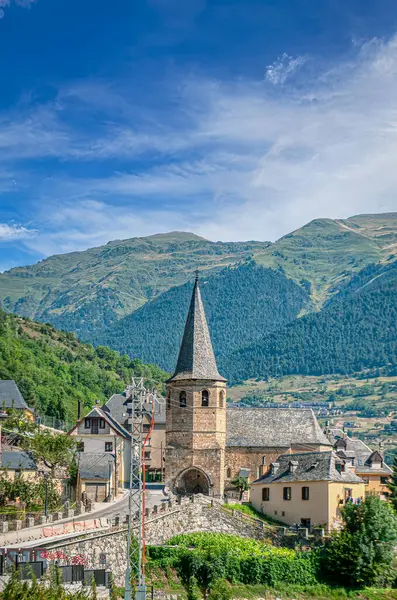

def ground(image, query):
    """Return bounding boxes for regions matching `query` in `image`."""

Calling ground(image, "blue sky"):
[1,0,397,271]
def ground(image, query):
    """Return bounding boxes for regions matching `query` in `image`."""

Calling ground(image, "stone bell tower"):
[165,272,227,498]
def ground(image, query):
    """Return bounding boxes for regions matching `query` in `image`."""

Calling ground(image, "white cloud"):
[2,35,397,254]
[22,200,189,257]
[265,53,306,85]
[0,223,37,241]
[0,0,35,18]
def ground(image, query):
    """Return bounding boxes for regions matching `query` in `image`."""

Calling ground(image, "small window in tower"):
[167,393,171,410]
[202,390,209,407]
[227,467,231,478]
[219,390,225,408]
[179,391,187,408]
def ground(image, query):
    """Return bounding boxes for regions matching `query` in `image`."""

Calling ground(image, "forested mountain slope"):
[253,215,397,307]
[99,262,309,373]
[0,232,268,340]
[0,310,167,421]
[0,213,396,383]
[220,261,397,382]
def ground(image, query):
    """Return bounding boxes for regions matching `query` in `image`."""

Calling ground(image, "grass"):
[229,583,397,600]
[143,578,397,600]
[254,217,386,307]
[224,503,285,526]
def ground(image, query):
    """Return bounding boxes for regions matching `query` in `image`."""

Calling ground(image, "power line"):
[124,377,156,600]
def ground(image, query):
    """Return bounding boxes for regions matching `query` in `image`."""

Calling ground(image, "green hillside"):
[0,232,269,340]
[99,262,309,373]
[0,309,167,421]
[254,216,396,307]
[0,213,396,384]
[221,261,397,382]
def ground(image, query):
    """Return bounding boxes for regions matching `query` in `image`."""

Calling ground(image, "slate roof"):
[168,276,226,383]
[104,391,128,425]
[0,380,33,412]
[104,392,166,426]
[226,408,331,448]
[0,450,36,471]
[252,451,364,485]
[78,453,114,480]
[68,406,131,439]
[334,437,392,475]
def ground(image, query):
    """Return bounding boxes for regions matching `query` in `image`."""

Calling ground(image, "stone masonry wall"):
[225,444,329,489]
[166,380,226,498]
[44,496,270,586]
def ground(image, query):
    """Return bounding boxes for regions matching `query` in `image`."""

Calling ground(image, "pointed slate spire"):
[168,271,226,382]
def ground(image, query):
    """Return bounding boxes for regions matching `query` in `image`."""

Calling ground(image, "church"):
[165,274,331,499]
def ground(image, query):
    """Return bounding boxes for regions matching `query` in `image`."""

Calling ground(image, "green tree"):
[230,477,249,501]
[28,429,76,472]
[320,495,397,587]
[387,455,397,511]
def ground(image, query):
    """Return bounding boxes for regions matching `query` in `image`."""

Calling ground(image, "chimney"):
[260,456,267,477]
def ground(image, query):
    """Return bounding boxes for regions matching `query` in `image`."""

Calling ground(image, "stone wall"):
[43,496,271,586]
[225,444,329,488]
[224,447,282,488]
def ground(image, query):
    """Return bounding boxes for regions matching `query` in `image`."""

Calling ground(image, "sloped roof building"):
[165,274,331,499]
[0,380,33,414]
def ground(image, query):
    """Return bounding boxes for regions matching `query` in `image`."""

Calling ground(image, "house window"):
[202,390,209,407]
[99,419,105,429]
[219,390,225,408]
[381,476,390,485]
[262,487,270,501]
[283,487,292,501]
[84,418,90,429]
[302,487,309,501]
[143,424,150,432]
[227,468,231,478]
[77,441,84,452]
[144,451,151,461]
[179,391,187,407]
[105,442,113,452]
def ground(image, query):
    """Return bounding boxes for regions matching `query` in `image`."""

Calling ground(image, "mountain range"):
[1,213,396,382]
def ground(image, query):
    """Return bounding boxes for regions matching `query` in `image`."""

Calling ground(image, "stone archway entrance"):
[175,467,211,495]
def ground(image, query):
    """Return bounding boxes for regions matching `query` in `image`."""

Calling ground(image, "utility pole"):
[124,377,148,600]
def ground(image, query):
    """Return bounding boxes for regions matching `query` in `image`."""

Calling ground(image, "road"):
[0,488,168,549]
[89,487,167,521]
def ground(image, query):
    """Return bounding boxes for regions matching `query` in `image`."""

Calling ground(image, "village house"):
[68,404,131,501]
[331,433,391,499]
[325,427,392,499]
[105,390,166,482]
[0,380,34,420]
[250,450,366,531]
[0,450,37,481]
